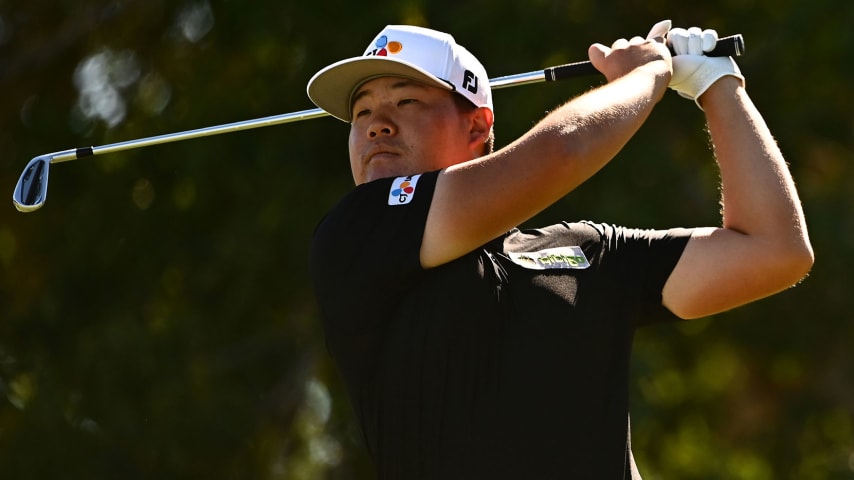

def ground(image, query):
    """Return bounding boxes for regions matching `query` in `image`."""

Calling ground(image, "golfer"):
[307,22,813,479]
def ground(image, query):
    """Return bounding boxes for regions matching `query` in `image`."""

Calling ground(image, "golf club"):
[12,33,743,213]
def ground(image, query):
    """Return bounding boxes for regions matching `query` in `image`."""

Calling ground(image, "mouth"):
[365,145,400,164]
[369,152,398,163]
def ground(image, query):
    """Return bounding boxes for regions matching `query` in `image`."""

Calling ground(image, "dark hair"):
[451,93,495,156]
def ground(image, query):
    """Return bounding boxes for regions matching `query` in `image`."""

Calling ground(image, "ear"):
[467,107,494,155]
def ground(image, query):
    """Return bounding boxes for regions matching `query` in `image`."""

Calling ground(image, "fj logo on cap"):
[366,35,403,57]
[508,246,590,270]
[462,70,478,94]
[388,174,421,206]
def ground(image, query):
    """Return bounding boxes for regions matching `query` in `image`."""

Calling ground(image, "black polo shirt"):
[311,170,692,479]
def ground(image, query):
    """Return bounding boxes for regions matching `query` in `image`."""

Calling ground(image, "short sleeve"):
[588,223,693,327]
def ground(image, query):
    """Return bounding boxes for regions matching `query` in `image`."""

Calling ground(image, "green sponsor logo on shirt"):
[508,246,590,270]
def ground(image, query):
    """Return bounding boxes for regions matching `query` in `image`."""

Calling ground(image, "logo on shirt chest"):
[388,174,421,205]
[508,246,590,270]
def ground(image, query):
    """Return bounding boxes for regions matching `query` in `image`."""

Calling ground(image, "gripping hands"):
[667,27,745,109]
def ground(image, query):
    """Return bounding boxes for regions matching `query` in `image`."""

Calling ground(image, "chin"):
[363,168,406,184]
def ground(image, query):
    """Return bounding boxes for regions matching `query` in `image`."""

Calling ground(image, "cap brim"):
[307,56,453,122]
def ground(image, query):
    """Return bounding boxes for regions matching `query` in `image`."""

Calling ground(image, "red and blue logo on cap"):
[367,35,403,57]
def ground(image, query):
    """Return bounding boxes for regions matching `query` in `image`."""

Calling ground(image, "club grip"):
[544,34,745,81]
[708,34,744,57]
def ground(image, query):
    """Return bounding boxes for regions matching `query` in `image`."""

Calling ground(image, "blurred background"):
[0,0,851,478]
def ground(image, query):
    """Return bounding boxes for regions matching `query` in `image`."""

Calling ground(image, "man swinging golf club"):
[307,21,813,479]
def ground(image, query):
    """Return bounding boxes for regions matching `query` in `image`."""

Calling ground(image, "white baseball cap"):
[306,25,493,122]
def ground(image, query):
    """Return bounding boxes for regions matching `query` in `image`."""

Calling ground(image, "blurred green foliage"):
[0,0,851,478]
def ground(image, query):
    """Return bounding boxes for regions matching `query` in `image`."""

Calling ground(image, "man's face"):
[348,77,479,185]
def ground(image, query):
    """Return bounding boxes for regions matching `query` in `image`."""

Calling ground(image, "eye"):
[354,108,371,119]
[398,98,418,106]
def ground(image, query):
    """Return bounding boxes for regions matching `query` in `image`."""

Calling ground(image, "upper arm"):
[662,227,813,319]
[420,156,568,269]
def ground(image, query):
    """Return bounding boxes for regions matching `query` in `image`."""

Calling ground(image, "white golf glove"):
[668,27,744,109]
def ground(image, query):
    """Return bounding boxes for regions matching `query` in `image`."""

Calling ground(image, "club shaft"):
[48,108,330,164]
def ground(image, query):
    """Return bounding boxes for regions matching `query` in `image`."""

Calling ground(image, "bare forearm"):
[528,61,670,190]
[702,78,811,253]
[464,64,668,223]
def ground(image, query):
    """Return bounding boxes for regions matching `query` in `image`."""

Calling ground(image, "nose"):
[367,113,397,138]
